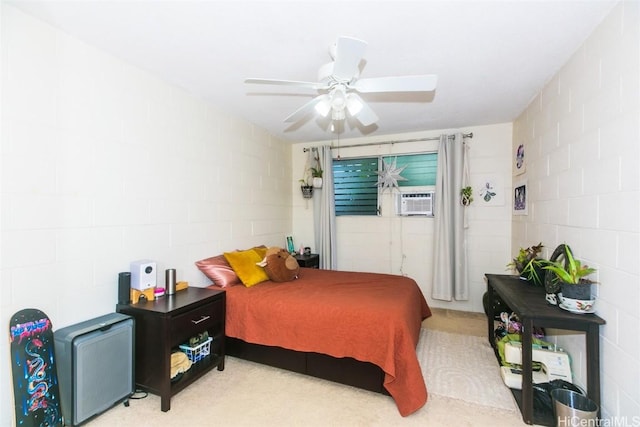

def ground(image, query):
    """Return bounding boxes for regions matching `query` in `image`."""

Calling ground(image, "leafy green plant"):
[506,243,548,286]
[460,186,473,206]
[544,246,596,284]
[507,243,543,271]
[311,151,323,178]
[311,167,323,178]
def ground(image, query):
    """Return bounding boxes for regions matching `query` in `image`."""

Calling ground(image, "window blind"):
[333,157,379,216]
[382,153,437,186]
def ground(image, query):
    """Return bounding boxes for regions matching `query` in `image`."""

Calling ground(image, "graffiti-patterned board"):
[9,309,63,427]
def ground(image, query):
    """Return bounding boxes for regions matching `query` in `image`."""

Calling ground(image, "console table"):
[485,274,605,426]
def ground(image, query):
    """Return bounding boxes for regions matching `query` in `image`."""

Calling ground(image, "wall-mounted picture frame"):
[514,143,526,175]
[475,174,504,206]
[513,180,528,215]
[286,236,294,253]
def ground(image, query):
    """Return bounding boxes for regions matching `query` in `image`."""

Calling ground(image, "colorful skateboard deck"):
[9,309,63,427]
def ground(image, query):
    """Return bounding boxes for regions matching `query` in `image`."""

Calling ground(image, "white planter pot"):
[312,177,323,188]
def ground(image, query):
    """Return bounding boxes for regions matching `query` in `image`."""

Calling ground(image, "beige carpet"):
[85,329,528,427]
[418,329,516,411]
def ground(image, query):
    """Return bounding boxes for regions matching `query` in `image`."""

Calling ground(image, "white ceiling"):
[9,1,618,143]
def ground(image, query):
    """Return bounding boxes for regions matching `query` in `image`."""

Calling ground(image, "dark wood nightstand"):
[293,253,319,268]
[117,287,225,412]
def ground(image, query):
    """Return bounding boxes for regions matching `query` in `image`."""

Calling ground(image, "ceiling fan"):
[245,36,437,128]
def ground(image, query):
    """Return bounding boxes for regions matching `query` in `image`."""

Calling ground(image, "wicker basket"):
[178,337,212,363]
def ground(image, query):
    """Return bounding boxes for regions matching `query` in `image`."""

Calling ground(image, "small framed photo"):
[513,180,528,215]
[514,143,526,175]
[286,236,294,253]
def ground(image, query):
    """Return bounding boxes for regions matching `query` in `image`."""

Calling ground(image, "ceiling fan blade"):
[346,93,379,126]
[332,36,367,81]
[284,94,330,123]
[355,102,379,127]
[353,75,438,93]
[245,78,326,91]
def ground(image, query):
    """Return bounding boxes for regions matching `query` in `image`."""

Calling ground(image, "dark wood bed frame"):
[226,336,389,395]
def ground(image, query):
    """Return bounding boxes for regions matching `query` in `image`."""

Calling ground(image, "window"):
[333,157,379,216]
[383,153,437,187]
[333,153,438,216]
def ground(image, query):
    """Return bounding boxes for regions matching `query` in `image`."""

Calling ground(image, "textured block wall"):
[512,1,639,418]
[0,6,292,423]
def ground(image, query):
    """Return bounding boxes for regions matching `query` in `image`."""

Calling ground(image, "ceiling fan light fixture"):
[332,108,345,121]
[315,98,331,117]
[330,86,347,111]
[346,94,363,116]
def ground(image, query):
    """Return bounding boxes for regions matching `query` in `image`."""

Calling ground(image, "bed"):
[199,253,431,416]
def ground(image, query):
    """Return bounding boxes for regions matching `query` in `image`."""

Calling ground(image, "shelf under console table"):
[485,274,605,426]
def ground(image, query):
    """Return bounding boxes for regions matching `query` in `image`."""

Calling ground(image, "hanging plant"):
[300,184,313,199]
[311,150,323,188]
[299,150,314,196]
[311,167,323,188]
[460,186,474,206]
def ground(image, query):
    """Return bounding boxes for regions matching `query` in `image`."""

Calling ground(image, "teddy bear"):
[258,247,300,282]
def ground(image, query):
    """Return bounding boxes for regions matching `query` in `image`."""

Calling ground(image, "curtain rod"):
[303,132,473,152]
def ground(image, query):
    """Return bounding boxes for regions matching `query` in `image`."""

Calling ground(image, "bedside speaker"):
[130,260,156,291]
[118,272,131,305]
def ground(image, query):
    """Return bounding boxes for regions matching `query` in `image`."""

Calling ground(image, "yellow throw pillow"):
[251,245,268,259]
[223,249,269,287]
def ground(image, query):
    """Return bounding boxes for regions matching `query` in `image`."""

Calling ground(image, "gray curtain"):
[432,133,469,301]
[313,145,337,269]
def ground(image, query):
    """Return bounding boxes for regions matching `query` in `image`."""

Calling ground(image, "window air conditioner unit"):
[396,192,435,216]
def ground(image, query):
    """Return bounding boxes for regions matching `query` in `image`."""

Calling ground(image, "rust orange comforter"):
[220,268,431,416]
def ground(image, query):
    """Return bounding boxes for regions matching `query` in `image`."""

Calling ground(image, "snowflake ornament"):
[375,157,407,193]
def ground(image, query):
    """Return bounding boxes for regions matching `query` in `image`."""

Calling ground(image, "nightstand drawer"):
[171,299,222,340]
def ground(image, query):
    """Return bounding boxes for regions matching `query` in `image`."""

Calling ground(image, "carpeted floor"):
[85,309,528,426]
[419,328,516,411]
[423,307,487,337]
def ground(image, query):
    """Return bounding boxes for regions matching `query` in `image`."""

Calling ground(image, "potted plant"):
[311,167,323,188]
[310,150,323,188]
[299,178,313,199]
[299,162,314,198]
[460,186,473,206]
[544,245,596,300]
[506,242,548,287]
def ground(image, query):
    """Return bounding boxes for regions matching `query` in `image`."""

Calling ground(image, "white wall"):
[0,6,292,425]
[292,123,513,313]
[512,1,639,419]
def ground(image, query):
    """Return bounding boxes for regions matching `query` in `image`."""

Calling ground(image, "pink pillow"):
[195,255,241,288]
